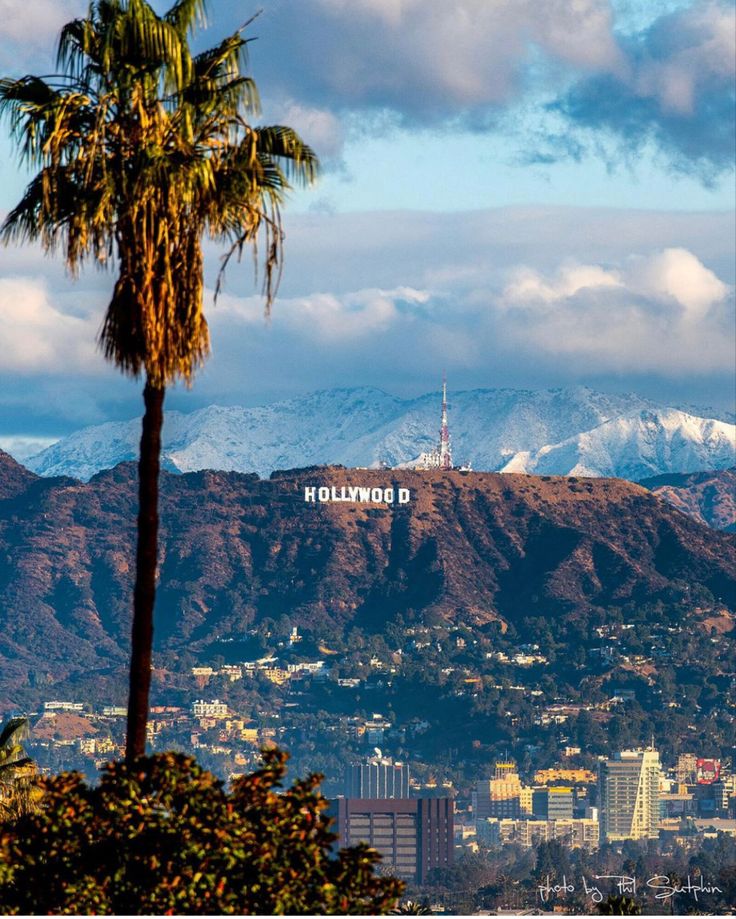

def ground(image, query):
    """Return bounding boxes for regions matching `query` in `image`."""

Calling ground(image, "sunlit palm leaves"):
[0,718,38,821]
[0,0,317,387]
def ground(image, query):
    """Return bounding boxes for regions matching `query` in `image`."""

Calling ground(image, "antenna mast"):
[439,373,452,470]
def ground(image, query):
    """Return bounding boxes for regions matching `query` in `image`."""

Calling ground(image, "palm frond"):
[0,718,29,751]
[254,126,319,184]
[165,0,208,37]
[1,0,319,387]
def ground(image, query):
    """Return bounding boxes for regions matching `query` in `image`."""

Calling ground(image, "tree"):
[390,900,432,915]
[0,0,317,761]
[0,748,402,914]
[0,718,38,821]
[597,894,642,915]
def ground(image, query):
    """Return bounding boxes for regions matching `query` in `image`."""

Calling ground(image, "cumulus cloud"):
[0,207,732,433]
[214,285,429,340]
[553,0,736,178]
[246,0,734,177]
[498,248,734,372]
[1,0,729,180]
[0,276,102,373]
[255,0,622,126]
[267,101,347,162]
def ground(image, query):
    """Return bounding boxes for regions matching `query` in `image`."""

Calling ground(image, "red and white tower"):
[439,374,452,470]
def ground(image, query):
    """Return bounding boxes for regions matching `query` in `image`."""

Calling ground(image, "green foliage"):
[596,894,643,915]
[0,748,403,915]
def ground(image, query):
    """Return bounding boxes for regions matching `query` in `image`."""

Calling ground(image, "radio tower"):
[439,373,452,470]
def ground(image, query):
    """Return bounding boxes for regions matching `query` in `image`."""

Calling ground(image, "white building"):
[599,749,661,841]
[192,699,229,718]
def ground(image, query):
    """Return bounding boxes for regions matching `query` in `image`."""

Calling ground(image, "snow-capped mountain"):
[23,386,736,481]
[499,409,736,480]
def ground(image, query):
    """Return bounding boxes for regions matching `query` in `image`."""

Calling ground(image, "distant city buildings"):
[534,767,597,785]
[599,748,661,841]
[532,786,574,821]
[192,699,228,718]
[43,701,84,712]
[478,817,600,851]
[474,762,523,819]
[27,635,732,871]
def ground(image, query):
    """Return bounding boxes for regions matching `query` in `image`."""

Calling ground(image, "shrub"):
[0,748,403,915]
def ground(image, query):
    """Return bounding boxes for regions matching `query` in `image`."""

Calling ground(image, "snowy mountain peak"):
[22,387,736,482]
[499,408,736,480]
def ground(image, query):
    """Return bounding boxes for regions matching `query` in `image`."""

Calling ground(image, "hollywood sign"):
[304,485,411,504]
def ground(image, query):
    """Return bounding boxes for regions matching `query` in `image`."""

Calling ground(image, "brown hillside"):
[0,450,38,499]
[0,462,733,703]
[640,467,736,532]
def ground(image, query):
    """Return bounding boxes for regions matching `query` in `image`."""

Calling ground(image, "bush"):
[0,748,403,915]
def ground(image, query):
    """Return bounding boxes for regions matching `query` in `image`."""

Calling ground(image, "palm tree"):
[0,0,317,761]
[597,893,643,915]
[0,717,37,820]
[390,899,432,915]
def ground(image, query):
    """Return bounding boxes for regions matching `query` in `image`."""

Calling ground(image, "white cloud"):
[0,435,58,462]
[504,263,624,303]
[256,0,624,123]
[498,248,733,372]
[0,276,102,373]
[0,207,732,434]
[214,285,428,341]
[626,247,729,320]
[266,101,346,161]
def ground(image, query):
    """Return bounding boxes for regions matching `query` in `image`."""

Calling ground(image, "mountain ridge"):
[22,386,736,483]
[640,467,736,532]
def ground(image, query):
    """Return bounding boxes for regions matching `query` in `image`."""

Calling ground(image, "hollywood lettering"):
[304,485,411,504]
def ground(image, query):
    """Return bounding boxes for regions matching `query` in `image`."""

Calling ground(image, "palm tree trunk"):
[125,380,165,762]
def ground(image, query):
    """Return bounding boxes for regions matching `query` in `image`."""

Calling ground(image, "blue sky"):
[0,0,734,451]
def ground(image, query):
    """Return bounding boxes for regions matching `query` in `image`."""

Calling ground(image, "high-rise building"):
[532,786,574,820]
[344,761,411,799]
[599,749,661,841]
[475,762,523,819]
[333,798,453,883]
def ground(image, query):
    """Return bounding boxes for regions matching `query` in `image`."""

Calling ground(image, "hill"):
[640,467,736,532]
[0,453,733,709]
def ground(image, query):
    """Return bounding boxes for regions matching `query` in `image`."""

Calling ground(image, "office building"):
[334,798,453,883]
[599,749,661,841]
[676,753,698,784]
[532,786,574,820]
[475,762,523,819]
[344,761,410,799]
